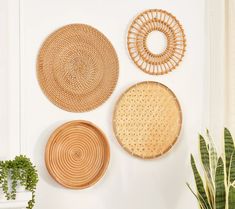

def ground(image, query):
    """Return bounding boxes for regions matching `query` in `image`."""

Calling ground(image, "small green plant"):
[0,155,39,209]
[187,128,235,209]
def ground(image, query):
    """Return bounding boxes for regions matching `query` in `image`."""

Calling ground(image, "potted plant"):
[0,155,39,209]
[187,128,235,209]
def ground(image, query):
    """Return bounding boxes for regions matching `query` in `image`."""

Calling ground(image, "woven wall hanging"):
[45,120,110,189]
[37,24,119,112]
[127,9,186,75]
[113,81,182,159]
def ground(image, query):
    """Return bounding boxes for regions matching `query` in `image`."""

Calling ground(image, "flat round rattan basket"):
[37,24,119,112]
[45,120,110,189]
[113,81,182,159]
[127,9,186,75]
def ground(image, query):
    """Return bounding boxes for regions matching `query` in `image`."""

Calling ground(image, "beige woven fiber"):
[127,9,186,75]
[113,81,182,159]
[45,120,110,189]
[37,24,119,112]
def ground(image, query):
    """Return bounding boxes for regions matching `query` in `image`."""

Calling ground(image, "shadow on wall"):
[159,127,188,209]
[103,127,188,209]
[33,121,66,189]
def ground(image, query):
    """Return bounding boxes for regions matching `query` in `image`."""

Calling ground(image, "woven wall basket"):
[113,81,182,159]
[37,24,119,112]
[45,120,110,189]
[127,9,186,75]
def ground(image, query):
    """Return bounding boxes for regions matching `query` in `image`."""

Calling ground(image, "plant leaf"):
[215,157,226,209]
[200,135,210,175]
[206,129,218,182]
[230,151,235,184]
[225,128,235,183]
[228,185,235,209]
[191,154,211,209]
[205,177,215,209]
[199,134,214,207]
[187,183,208,209]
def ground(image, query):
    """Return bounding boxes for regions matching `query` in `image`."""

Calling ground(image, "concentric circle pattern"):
[45,120,110,189]
[37,24,119,112]
[127,9,186,75]
[113,81,182,159]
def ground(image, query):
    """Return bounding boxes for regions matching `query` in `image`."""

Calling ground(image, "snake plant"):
[187,128,235,209]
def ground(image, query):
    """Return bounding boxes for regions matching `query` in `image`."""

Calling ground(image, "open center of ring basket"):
[145,30,168,55]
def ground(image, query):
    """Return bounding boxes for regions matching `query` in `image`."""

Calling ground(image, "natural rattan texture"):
[37,24,119,112]
[113,81,182,159]
[127,9,186,75]
[45,120,110,189]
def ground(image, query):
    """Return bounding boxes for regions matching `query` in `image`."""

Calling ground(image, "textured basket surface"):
[113,81,182,159]
[45,120,110,189]
[37,24,119,112]
[127,9,186,75]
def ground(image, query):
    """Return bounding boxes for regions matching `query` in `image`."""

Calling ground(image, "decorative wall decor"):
[45,120,110,189]
[127,9,186,75]
[37,24,119,112]
[113,81,182,159]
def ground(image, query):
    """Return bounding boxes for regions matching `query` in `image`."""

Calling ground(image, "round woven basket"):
[113,81,182,159]
[37,24,119,112]
[127,9,186,75]
[45,120,110,189]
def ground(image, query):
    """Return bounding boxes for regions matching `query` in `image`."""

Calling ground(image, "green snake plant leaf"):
[199,135,210,175]
[191,155,211,209]
[225,128,235,183]
[230,151,235,184]
[187,183,208,209]
[199,134,214,207]
[205,177,215,209]
[206,129,218,182]
[228,185,235,209]
[215,157,226,209]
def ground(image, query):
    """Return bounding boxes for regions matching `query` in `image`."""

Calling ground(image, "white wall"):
[0,0,20,159]
[0,0,9,159]
[225,0,235,135]
[2,0,208,208]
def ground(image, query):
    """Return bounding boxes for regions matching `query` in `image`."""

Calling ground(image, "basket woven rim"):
[37,24,119,112]
[127,9,186,75]
[45,120,110,189]
[113,81,182,159]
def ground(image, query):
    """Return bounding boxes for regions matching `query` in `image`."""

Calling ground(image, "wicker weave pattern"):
[127,9,186,75]
[45,120,110,189]
[113,81,182,159]
[37,24,119,112]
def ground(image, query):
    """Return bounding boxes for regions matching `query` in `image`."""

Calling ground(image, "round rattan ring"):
[37,24,119,112]
[45,120,110,189]
[113,81,182,159]
[127,9,186,75]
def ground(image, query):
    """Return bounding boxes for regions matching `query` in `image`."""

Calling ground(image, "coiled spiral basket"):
[45,120,110,189]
